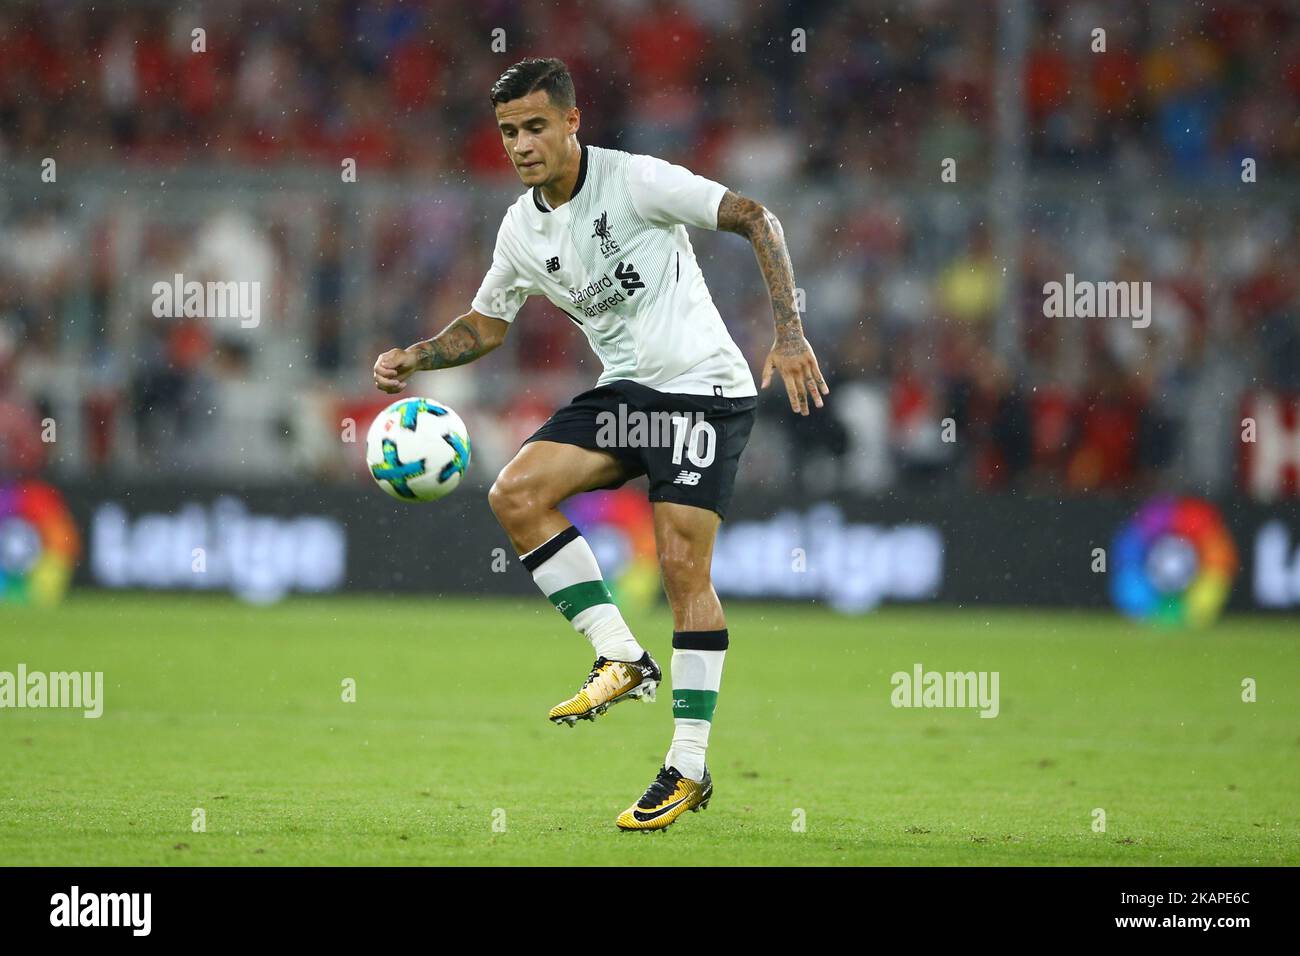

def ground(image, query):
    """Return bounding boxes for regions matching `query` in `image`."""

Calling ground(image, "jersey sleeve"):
[627,153,729,231]
[470,215,534,323]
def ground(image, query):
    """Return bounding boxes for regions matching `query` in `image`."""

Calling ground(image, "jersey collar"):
[532,144,588,213]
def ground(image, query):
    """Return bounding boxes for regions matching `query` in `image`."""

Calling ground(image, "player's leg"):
[614,388,755,831]
[615,501,721,830]
[488,439,624,553]
[653,499,725,632]
[488,439,661,724]
[653,505,727,791]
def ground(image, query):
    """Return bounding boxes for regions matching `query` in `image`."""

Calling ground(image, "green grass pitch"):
[1,594,1297,866]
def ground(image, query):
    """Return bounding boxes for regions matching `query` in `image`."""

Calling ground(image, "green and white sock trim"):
[666,629,728,782]
[520,526,644,661]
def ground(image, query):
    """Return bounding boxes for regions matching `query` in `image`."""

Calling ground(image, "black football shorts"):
[523,379,757,519]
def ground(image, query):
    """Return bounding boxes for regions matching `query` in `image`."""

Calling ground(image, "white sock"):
[664,629,728,782]
[520,526,644,661]
[666,720,711,783]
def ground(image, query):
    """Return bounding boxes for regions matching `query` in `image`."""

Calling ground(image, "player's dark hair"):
[489,57,576,110]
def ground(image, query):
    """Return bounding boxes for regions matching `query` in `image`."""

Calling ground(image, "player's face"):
[495,90,578,186]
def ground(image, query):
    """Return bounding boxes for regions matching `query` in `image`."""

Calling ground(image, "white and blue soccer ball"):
[366,397,471,502]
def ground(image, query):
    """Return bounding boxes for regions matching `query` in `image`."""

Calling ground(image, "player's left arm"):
[716,191,828,416]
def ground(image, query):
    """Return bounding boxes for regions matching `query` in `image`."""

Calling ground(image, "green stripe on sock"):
[672,689,719,721]
[547,580,614,621]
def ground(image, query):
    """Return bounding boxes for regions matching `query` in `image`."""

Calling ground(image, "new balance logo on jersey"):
[545,256,560,273]
[592,211,621,257]
[673,471,702,486]
[615,261,644,297]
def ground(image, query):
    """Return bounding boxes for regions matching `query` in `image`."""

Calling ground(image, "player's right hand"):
[373,347,418,393]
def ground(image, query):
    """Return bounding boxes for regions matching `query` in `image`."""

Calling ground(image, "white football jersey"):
[471,144,757,398]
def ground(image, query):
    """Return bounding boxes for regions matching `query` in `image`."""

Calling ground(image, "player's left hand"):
[762,336,828,416]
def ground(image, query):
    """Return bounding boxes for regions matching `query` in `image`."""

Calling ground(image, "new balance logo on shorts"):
[673,471,702,486]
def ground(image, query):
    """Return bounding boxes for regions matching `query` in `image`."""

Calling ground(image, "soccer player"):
[373,57,827,831]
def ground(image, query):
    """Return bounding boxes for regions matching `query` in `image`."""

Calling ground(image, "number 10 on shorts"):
[671,416,716,468]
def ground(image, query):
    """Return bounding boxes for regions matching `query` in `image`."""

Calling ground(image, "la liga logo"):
[562,489,659,612]
[0,481,81,606]
[1111,496,1237,627]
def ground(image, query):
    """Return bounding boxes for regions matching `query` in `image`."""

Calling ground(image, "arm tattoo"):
[716,191,803,350]
[413,318,486,370]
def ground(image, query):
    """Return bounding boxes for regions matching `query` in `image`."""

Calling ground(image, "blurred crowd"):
[1,0,1299,497]
[3,0,1299,177]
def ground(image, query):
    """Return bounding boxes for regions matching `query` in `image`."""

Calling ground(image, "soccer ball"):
[366,397,471,502]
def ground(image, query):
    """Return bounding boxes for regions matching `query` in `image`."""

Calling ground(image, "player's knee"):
[488,472,534,525]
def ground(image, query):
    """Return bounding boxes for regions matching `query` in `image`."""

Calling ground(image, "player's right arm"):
[372,309,509,393]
